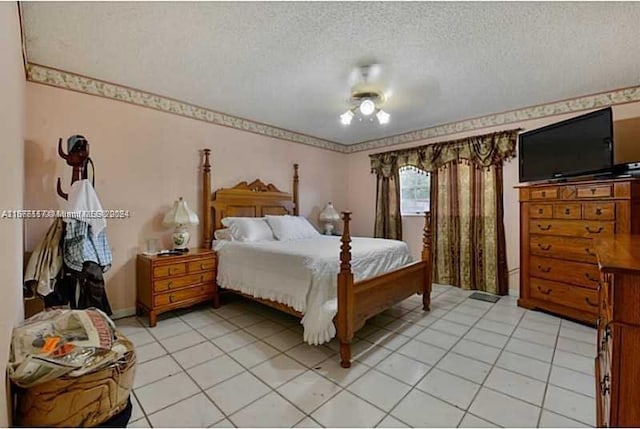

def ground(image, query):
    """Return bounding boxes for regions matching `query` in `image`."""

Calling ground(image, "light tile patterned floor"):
[118,284,597,428]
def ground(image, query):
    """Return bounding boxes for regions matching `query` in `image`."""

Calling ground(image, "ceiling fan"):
[340,64,390,126]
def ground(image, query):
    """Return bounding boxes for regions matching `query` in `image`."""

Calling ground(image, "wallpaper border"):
[27,63,640,155]
[26,63,348,153]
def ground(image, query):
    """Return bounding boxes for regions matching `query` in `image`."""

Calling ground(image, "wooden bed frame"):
[201,148,433,367]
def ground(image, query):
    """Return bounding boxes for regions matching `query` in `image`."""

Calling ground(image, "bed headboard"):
[201,149,299,246]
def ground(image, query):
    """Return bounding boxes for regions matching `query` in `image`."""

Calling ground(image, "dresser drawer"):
[576,184,613,198]
[188,258,216,273]
[583,202,615,221]
[529,235,597,263]
[554,203,581,219]
[153,262,187,278]
[154,271,215,293]
[154,284,215,307]
[530,187,559,200]
[529,220,615,238]
[530,278,599,314]
[530,204,553,219]
[530,256,601,289]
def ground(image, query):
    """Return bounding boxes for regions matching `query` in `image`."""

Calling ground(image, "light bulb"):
[376,109,390,124]
[340,110,354,125]
[359,99,376,116]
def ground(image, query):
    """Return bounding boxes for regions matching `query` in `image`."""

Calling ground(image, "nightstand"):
[136,248,219,327]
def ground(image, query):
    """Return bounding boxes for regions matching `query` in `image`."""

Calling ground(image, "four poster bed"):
[200,148,433,368]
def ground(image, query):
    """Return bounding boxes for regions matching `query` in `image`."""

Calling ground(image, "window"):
[399,166,431,215]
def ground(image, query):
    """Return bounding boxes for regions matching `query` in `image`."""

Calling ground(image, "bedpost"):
[422,211,433,311]
[293,163,299,216]
[337,211,354,368]
[202,149,212,247]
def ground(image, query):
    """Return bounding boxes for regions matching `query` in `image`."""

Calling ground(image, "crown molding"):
[347,85,640,153]
[26,63,640,155]
[26,63,349,153]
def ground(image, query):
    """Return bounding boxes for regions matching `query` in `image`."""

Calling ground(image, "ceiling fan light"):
[359,99,376,116]
[340,110,354,125]
[376,109,390,124]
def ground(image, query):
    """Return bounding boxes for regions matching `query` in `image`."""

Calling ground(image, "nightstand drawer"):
[153,263,186,278]
[154,271,214,293]
[188,258,216,273]
[154,284,215,307]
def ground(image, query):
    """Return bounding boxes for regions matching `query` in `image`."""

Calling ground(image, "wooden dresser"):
[518,178,640,323]
[136,249,219,327]
[594,235,640,428]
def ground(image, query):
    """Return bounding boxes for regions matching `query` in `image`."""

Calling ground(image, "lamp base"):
[172,227,191,251]
[323,223,334,235]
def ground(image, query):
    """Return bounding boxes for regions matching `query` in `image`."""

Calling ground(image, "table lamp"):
[319,202,340,235]
[163,197,199,251]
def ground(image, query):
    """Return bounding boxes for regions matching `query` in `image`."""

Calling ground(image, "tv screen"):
[519,108,613,183]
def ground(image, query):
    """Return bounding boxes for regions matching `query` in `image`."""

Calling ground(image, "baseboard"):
[111,307,136,320]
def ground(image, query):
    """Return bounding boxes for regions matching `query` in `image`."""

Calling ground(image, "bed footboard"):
[336,211,432,368]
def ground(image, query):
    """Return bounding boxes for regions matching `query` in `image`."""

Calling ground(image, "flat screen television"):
[519,107,613,183]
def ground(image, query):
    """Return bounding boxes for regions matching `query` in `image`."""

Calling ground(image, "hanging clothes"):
[24,218,64,297]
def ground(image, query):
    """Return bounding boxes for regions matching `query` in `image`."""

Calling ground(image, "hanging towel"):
[24,218,64,296]
[64,179,106,237]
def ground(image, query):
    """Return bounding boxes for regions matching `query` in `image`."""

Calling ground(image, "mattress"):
[214,236,413,345]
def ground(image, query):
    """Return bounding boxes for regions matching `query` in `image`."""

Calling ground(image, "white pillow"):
[265,215,320,241]
[220,217,275,242]
[213,228,233,241]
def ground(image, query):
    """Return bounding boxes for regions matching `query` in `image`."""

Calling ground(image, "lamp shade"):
[319,202,340,222]
[163,197,199,227]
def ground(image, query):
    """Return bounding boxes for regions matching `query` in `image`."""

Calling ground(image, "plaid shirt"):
[63,220,112,272]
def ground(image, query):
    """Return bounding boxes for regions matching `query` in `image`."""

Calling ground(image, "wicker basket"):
[14,331,136,427]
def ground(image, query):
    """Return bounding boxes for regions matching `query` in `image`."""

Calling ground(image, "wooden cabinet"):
[594,235,640,428]
[518,178,640,324]
[136,249,219,327]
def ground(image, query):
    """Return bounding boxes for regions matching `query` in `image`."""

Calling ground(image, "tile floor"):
[118,284,597,428]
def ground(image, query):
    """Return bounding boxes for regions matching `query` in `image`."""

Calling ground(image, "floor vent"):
[468,292,500,303]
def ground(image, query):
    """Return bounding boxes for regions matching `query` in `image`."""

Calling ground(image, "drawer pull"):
[168,281,173,289]
[200,275,204,283]
[537,265,551,273]
[600,374,610,395]
[584,273,599,282]
[541,191,546,197]
[169,294,175,303]
[538,208,544,214]
[595,208,603,216]
[168,268,173,275]
[585,226,603,234]
[200,263,206,270]
[584,248,596,257]
[537,224,552,231]
[537,244,552,251]
[564,208,571,215]
[585,297,598,307]
[537,286,552,295]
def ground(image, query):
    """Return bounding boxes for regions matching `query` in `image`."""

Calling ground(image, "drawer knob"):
[584,248,596,257]
[200,275,204,283]
[168,268,173,275]
[541,191,546,197]
[200,263,206,270]
[169,294,175,303]
[585,226,603,234]
[585,297,598,307]
[591,188,596,195]
[537,243,552,251]
[537,286,552,295]
[168,281,173,289]
[537,265,551,273]
[595,208,603,216]
[538,208,543,214]
[537,224,552,231]
[585,273,599,282]
[564,208,571,215]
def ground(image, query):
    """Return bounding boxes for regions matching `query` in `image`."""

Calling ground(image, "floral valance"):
[370,129,520,177]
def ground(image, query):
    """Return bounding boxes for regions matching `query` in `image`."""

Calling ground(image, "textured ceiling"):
[22,2,640,145]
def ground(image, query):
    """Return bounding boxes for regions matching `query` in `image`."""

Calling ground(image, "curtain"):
[372,153,402,239]
[370,129,518,294]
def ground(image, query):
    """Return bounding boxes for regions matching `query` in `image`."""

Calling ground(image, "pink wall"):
[25,83,348,313]
[346,101,640,293]
[0,2,25,425]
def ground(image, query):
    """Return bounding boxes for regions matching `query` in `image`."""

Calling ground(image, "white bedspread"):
[214,236,413,345]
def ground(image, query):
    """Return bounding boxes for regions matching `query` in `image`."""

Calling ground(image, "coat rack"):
[56,136,91,200]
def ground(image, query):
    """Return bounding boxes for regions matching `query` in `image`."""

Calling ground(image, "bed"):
[201,148,433,367]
